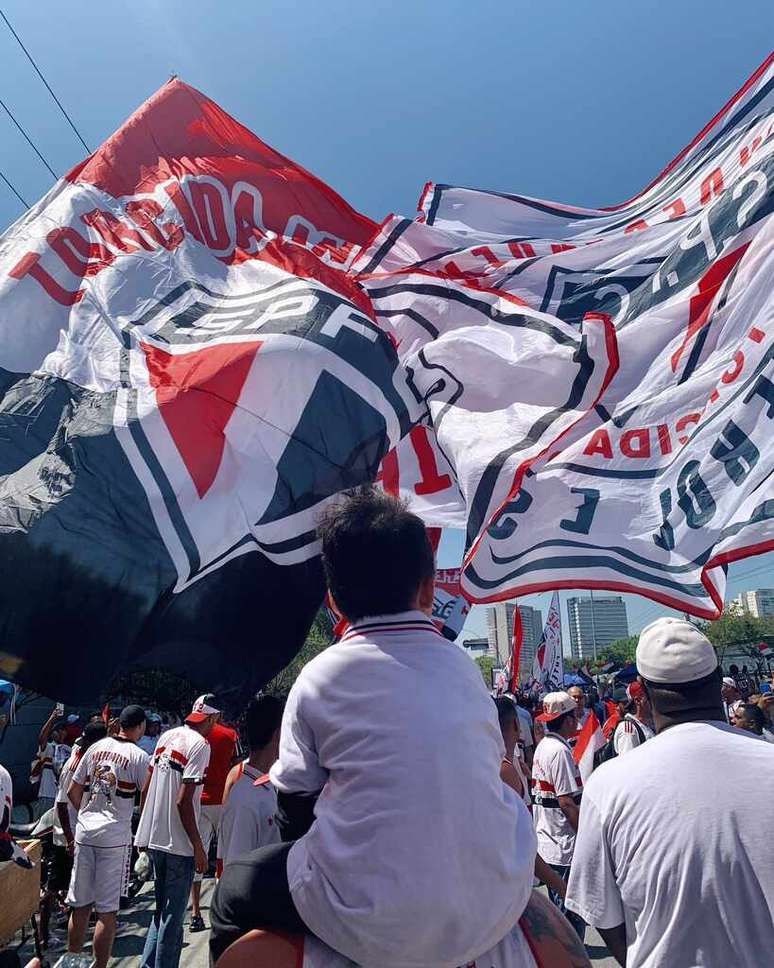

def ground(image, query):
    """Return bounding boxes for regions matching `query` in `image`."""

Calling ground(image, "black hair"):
[120,704,147,730]
[245,695,284,750]
[642,667,722,719]
[82,722,107,748]
[546,710,575,733]
[493,697,518,730]
[318,487,435,620]
[737,704,766,734]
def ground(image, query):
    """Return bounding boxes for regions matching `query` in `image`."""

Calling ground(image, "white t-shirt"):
[302,920,537,968]
[54,748,83,847]
[72,737,149,848]
[565,721,774,968]
[516,706,534,751]
[217,763,280,870]
[36,741,69,799]
[271,610,536,968]
[531,733,582,866]
[612,715,655,756]
[135,724,210,856]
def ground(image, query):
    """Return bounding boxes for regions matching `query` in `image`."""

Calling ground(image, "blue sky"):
[0,1,772,648]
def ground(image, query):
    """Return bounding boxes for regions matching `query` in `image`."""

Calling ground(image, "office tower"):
[566,595,629,661]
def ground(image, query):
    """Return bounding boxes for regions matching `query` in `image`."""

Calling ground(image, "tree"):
[700,612,774,662]
[265,609,335,695]
[596,635,638,666]
[475,655,496,689]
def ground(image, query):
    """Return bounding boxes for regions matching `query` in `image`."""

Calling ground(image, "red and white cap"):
[186,693,220,724]
[535,691,576,723]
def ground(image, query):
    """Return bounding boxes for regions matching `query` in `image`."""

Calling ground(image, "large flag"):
[2,57,774,704]
[357,53,774,619]
[0,80,420,702]
[531,592,564,691]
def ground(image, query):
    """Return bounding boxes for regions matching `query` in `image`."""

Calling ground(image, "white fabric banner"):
[531,592,564,691]
[359,54,774,618]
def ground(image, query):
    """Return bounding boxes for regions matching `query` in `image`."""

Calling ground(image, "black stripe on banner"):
[428,185,598,223]
[125,390,201,577]
[358,219,413,275]
[370,283,577,346]
[130,276,306,329]
[425,184,444,226]
[377,307,439,339]
[169,760,184,774]
[489,537,711,574]
[465,550,708,598]
[116,789,136,799]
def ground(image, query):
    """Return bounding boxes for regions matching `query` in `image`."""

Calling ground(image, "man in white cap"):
[530,691,585,940]
[721,676,743,724]
[135,695,216,968]
[565,616,774,967]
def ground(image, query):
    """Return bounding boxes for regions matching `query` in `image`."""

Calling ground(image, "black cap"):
[612,687,628,703]
[120,704,147,729]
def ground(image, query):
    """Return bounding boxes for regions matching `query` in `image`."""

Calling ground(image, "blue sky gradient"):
[0,1,772,648]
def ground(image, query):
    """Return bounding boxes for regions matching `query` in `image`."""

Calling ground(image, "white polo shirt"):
[271,610,536,968]
[566,721,774,968]
[135,724,210,856]
[217,764,280,870]
[530,732,582,866]
[72,737,149,848]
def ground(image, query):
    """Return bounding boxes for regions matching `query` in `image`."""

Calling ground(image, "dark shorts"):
[209,841,307,962]
[46,844,73,893]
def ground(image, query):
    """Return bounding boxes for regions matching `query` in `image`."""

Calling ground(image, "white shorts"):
[194,804,222,883]
[66,842,131,913]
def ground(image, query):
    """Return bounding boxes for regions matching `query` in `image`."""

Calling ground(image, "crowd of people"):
[2,487,773,968]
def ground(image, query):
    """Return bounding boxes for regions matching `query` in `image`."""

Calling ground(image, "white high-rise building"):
[485,602,544,675]
[732,589,774,619]
[566,595,629,661]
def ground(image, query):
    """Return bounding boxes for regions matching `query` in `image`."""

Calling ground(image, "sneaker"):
[190,914,207,932]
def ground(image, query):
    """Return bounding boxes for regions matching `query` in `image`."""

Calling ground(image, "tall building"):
[732,589,774,619]
[566,595,629,661]
[485,602,544,675]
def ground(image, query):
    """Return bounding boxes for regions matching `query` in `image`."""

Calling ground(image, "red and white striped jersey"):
[135,725,210,856]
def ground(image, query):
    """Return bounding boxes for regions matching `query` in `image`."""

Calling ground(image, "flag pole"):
[589,588,598,664]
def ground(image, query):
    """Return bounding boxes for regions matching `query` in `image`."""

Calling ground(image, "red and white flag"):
[506,607,523,692]
[573,709,605,782]
[531,591,564,690]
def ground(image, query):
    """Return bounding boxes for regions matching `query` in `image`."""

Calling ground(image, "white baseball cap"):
[186,693,221,724]
[636,617,718,684]
[536,691,576,723]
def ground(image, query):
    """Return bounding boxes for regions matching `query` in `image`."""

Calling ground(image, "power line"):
[0,94,57,179]
[0,7,90,153]
[0,167,28,208]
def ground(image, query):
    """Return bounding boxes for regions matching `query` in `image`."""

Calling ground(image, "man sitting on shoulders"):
[211,488,537,967]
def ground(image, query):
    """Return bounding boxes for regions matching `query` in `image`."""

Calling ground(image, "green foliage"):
[700,611,774,657]
[596,635,638,666]
[265,609,335,695]
[475,655,496,688]
[107,669,198,718]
